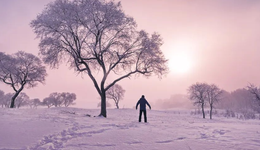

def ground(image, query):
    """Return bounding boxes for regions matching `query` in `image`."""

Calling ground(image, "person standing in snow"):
[136,95,151,123]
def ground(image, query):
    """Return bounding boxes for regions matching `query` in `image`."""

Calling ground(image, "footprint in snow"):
[176,137,186,140]
[126,141,143,145]
[155,140,173,144]
[212,129,229,135]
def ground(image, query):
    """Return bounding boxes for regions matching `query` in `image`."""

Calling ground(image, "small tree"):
[42,97,54,108]
[188,83,208,119]
[30,98,42,108]
[31,0,168,117]
[106,84,125,109]
[61,92,76,107]
[206,84,222,119]
[50,92,63,107]
[0,51,47,108]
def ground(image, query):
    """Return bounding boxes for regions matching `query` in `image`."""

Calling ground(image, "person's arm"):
[146,101,151,109]
[136,100,140,110]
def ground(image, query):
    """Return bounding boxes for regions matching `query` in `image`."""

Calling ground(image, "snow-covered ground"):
[0,108,260,150]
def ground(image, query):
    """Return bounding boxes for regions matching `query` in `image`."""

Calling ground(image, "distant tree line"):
[0,90,76,108]
[188,82,260,120]
[42,92,76,108]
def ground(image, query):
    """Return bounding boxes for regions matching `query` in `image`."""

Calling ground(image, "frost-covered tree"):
[42,97,54,108]
[50,92,63,107]
[206,84,222,119]
[61,92,76,107]
[0,51,47,108]
[247,84,260,102]
[247,84,260,111]
[106,84,125,109]
[42,92,76,108]
[1,93,12,108]
[31,0,168,117]
[15,92,30,108]
[29,98,42,108]
[188,83,208,119]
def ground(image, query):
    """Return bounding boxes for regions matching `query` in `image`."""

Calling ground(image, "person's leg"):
[139,110,143,122]
[144,110,147,122]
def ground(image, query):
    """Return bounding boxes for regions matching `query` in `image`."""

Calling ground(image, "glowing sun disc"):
[169,53,192,74]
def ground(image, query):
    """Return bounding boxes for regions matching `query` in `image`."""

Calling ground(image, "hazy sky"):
[1,0,260,109]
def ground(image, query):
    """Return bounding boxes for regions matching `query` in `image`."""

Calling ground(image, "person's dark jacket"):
[136,97,151,110]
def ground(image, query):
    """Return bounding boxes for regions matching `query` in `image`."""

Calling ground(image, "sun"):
[169,52,192,74]
[167,41,194,74]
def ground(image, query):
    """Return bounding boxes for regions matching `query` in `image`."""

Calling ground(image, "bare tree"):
[31,0,168,117]
[188,83,208,119]
[106,84,125,109]
[0,51,47,108]
[206,84,222,119]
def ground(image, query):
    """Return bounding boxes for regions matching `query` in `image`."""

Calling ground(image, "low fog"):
[154,94,193,110]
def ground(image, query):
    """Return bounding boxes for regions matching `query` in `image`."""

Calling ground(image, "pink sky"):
[1,0,260,109]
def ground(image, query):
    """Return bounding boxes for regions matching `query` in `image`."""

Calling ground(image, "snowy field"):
[0,108,260,150]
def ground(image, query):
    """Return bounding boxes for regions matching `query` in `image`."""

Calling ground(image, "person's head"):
[142,95,145,98]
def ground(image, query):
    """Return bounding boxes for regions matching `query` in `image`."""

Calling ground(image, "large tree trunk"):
[10,85,24,108]
[10,91,20,108]
[201,103,205,119]
[99,93,107,117]
[210,104,213,119]
[116,103,119,109]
